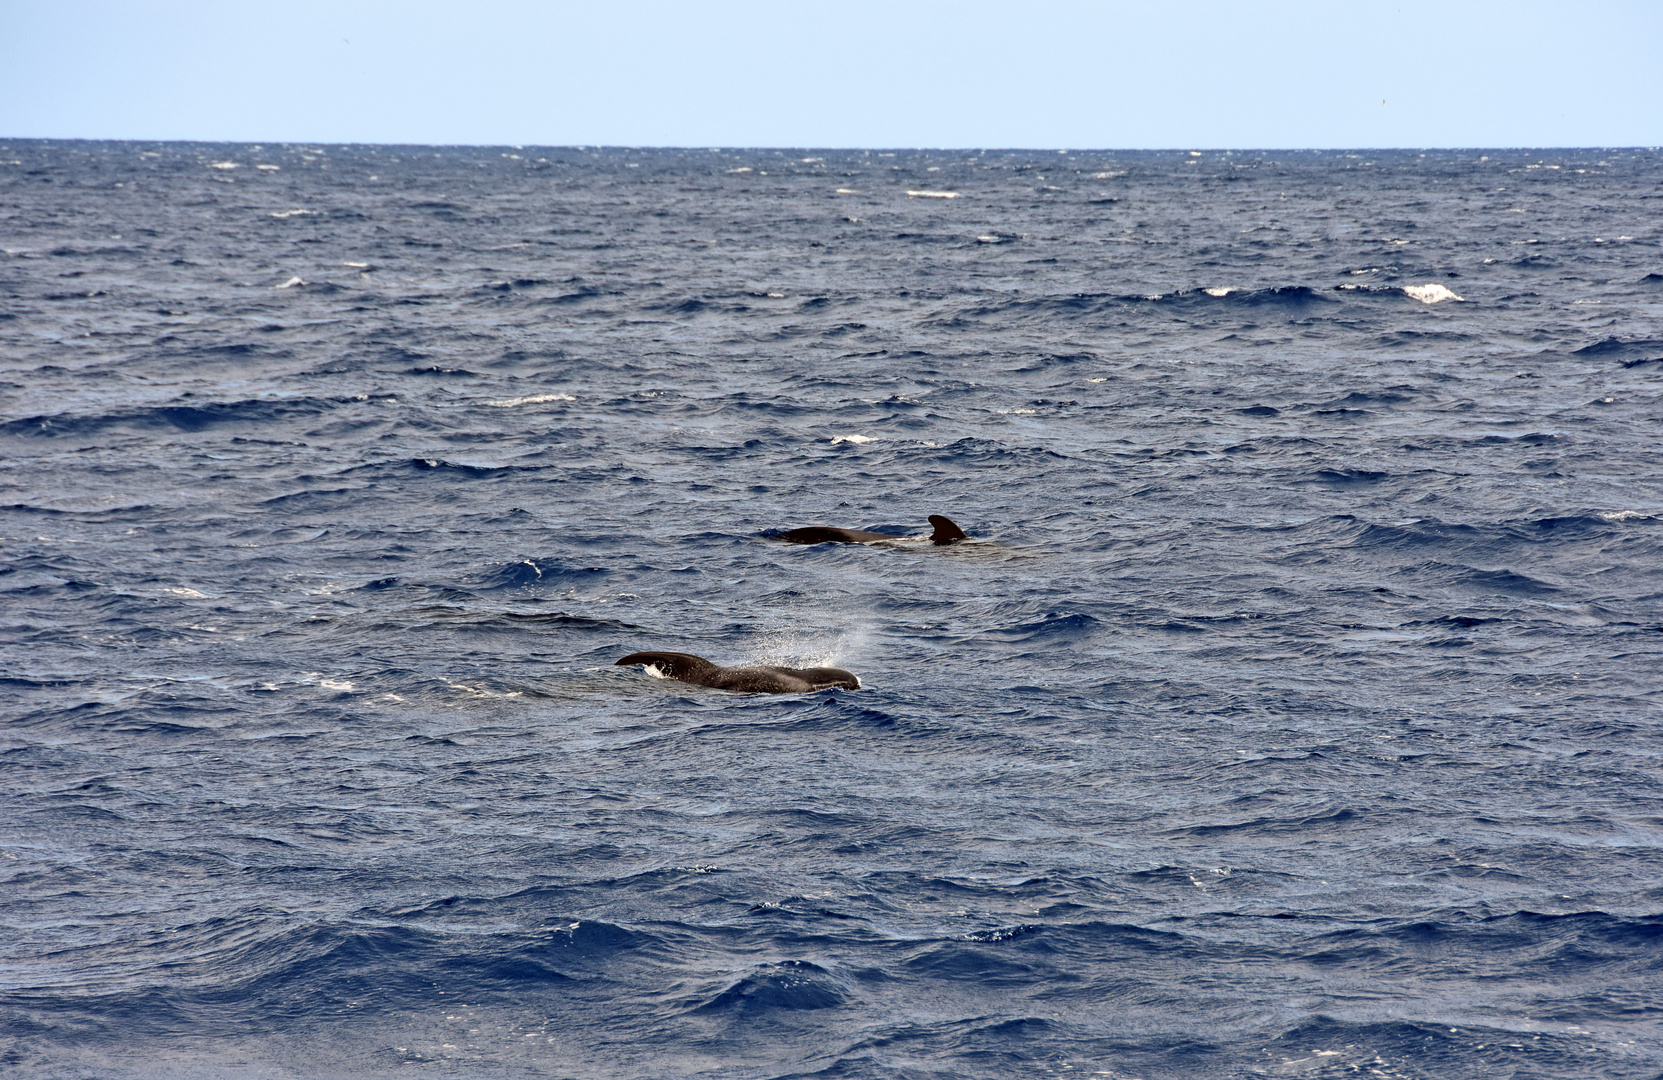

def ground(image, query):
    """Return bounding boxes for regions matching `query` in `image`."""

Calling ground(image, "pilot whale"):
[616,651,860,693]
[778,514,968,546]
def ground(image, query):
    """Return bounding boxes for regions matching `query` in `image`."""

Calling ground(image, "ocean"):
[2,141,1661,1079]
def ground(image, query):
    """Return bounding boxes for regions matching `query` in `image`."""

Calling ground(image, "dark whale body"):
[778,514,968,546]
[616,651,860,693]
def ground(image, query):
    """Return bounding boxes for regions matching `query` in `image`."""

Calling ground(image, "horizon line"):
[4,137,1661,154]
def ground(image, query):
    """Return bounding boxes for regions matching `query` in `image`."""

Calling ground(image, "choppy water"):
[3,141,1663,1079]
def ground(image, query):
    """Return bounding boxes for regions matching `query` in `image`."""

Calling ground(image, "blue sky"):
[3,0,1660,148]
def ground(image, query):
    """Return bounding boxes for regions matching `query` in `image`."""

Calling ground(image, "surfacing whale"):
[778,514,968,546]
[616,651,860,693]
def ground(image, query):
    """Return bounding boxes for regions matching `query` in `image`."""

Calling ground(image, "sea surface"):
[3,141,1662,1079]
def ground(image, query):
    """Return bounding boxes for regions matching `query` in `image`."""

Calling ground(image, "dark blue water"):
[3,141,1662,1079]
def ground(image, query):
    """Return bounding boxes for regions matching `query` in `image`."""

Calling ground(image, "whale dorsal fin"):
[927,515,968,544]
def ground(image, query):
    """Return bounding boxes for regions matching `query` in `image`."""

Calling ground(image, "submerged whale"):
[616,651,860,693]
[777,514,968,546]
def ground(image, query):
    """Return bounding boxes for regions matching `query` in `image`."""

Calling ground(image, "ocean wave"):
[477,558,611,590]
[6,143,1663,1080]
[484,392,576,407]
[983,612,1101,642]
[1402,282,1464,303]
[1574,335,1663,361]
[686,960,847,1014]
[0,397,336,438]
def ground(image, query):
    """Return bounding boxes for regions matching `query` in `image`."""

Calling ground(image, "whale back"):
[779,516,968,546]
[785,666,862,691]
[617,651,859,693]
[779,526,896,545]
[709,664,861,693]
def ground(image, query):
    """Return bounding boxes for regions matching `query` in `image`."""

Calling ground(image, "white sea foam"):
[1403,283,1464,304]
[342,261,369,268]
[830,434,878,444]
[1203,287,1233,297]
[255,164,280,171]
[208,161,239,170]
[835,188,860,194]
[906,190,959,199]
[269,209,316,218]
[274,276,305,289]
[725,167,752,174]
[1601,510,1650,522]
[486,392,576,407]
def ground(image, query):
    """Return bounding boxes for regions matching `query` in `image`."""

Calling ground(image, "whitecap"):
[1601,510,1650,522]
[830,434,878,444]
[255,164,280,171]
[269,209,316,218]
[444,678,521,698]
[208,161,239,170]
[725,167,752,174]
[485,392,576,407]
[905,190,959,199]
[1403,283,1464,304]
[835,188,860,194]
[274,276,306,289]
[1203,287,1233,297]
